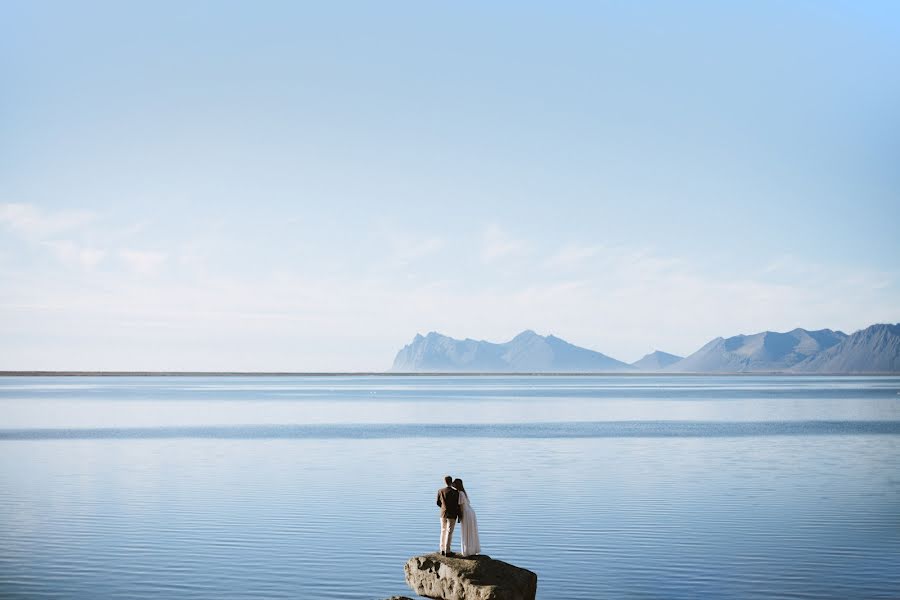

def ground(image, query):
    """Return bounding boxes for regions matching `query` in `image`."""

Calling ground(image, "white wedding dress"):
[458,490,481,556]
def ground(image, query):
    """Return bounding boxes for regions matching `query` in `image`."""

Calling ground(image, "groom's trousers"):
[440,517,456,553]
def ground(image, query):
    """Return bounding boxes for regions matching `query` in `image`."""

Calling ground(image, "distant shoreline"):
[0,371,896,377]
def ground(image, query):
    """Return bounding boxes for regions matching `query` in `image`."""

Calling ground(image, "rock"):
[383,596,415,600]
[404,553,537,600]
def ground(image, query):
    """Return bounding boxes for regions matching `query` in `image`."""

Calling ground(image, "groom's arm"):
[436,490,442,507]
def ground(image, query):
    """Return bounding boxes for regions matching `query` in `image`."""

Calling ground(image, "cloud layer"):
[1,203,896,370]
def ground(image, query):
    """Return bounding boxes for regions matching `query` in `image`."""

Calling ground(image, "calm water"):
[1,375,899,599]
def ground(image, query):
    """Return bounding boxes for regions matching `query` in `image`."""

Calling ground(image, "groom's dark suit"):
[436,485,460,553]
[436,486,460,519]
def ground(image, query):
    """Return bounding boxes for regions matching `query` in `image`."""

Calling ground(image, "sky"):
[1,1,899,370]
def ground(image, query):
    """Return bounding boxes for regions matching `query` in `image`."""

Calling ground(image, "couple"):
[435,475,481,557]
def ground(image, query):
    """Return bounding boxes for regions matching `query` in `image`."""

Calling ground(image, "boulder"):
[404,553,537,600]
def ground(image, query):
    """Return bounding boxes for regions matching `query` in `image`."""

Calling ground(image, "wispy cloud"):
[0,203,176,275]
[541,243,600,269]
[0,212,896,369]
[385,232,445,266]
[119,249,167,274]
[43,240,106,269]
[481,225,526,263]
[0,203,96,240]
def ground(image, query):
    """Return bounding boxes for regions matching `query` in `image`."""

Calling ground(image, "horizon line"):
[0,371,897,377]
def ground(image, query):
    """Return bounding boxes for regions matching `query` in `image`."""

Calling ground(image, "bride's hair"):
[453,478,465,493]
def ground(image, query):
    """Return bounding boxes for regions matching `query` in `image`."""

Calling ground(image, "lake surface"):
[1,375,899,599]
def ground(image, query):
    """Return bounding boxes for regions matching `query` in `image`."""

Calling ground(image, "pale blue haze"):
[1,1,899,369]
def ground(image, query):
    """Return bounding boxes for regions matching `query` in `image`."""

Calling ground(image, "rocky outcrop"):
[404,553,537,600]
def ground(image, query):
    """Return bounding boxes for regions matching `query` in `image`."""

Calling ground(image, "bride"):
[453,478,481,556]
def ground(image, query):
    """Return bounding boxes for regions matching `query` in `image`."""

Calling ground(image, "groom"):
[436,475,460,556]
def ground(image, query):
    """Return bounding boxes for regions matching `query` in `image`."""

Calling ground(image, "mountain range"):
[666,328,847,372]
[390,323,900,373]
[391,330,631,373]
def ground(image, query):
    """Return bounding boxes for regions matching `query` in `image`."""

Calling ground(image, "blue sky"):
[1,1,898,370]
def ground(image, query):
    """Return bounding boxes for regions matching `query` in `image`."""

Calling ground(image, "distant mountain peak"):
[669,327,849,373]
[631,350,683,371]
[792,323,900,373]
[391,331,633,373]
[512,329,540,340]
[423,331,451,341]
